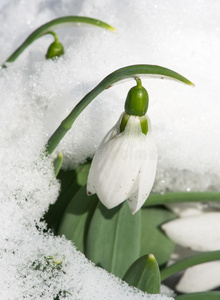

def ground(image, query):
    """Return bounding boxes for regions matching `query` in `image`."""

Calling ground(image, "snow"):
[1,0,220,193]
[0,0,219,298]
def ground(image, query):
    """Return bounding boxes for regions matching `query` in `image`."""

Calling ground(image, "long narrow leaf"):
[86,201,141,278]
[140,207,176,266]
[175,291,220,300]
[58,186,99,252]
[123,254,161,294]
[161,250,220,281]
[144,192,220,206]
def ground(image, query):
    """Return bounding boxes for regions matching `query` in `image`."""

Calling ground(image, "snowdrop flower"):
[87,79,157,214]
[162,212,220,293]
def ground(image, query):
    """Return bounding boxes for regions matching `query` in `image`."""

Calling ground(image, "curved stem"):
[46,31,60,43]
[45,64,194,154]
[135,77,142,87]
[160,250,220,281]
[144,191,220,206]
[3,16,115,65]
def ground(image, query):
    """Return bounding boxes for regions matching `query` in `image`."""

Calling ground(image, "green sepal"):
[175,292,220,300]
[123,254,161,294]
[53,152,63,177]
[140,207,176,266]
[120,112,130,133]
[86,201,141,278]
[125,78,149,116]
[140,116,148,135]
[46,41,64,59]
[120,113,148,135]
[58,185,99,252]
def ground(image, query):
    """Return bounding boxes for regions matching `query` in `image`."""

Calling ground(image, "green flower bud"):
[125,78,149,116]
[46,41,64,59]
[45,32,64,60]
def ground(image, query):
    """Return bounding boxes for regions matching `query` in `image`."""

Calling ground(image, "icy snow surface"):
[0,0,219,299]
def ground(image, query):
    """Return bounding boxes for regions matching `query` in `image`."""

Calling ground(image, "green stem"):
[160,250,220,281]
[144,191,220,206]
[45,64,194,154]
[46,31,60,43]
[3,16,115,65]
[175,292,220,300]
[135,77,142,87]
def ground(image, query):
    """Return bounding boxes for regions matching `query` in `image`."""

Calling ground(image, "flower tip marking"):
[148,254,156,261]
[58,152,63,159]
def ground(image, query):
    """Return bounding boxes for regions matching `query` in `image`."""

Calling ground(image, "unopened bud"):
[46,32,64,59]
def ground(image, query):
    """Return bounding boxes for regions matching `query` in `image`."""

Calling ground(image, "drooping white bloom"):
[176,261,220,293]
[162,212,220,251]
[162,212,220,292]
[87,113,157,214]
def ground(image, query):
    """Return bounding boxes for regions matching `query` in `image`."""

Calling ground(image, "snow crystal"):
[0,0,219,298]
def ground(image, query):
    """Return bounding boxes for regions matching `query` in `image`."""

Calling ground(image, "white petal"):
[162,212,220,251]
[165,202,205,217]
[127,116,157,214]
[176,261,220,293]
[87,114,123,195]
[89,116,144,209]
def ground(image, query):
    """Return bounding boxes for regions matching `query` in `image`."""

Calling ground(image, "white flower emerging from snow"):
[87,111,157,214]
[87,79,158,214]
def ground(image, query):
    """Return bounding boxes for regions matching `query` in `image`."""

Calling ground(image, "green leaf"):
[123,254,161,294]
[53,152,63,177]
[175,292,220,300]
[45,64,194,154]
[75,162,91,186]
[160,250,220,281]
[140,207,176,266]
[3,16,115,65]
[144,192,220,206]
[44,162,91,233]
[58,185,99,252]
[86,201,141,278]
